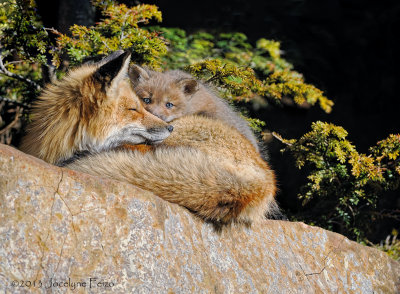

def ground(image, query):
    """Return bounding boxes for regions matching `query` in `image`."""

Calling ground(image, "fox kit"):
[129,66,260,152]
[21,51,277,225]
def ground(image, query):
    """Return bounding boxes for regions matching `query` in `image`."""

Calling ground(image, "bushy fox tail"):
[67,147,277,224]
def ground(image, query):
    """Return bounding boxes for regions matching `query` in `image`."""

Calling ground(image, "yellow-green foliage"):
[0,0,49,64]
[53,1,167,68]
[151,27,333,113]
[244,117,266,133]
[276,122,400,240]
[372,230,400,261]
[187,59,265,101]
[0,62,41,101]
[264,71,333,113]
[255,38,332,112]
[372,134,400,179]
[1,0,333,114]
[0,0,47,101]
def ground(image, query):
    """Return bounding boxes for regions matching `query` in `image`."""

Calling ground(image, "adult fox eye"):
[166,102,174,109]
[142,98,151,104]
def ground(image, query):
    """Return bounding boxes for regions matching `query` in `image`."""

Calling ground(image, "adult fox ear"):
[96,50,125,66]
[128,64,150,87]
[82,50,125,66]
[93,50,131,91]
[176,78,199,96]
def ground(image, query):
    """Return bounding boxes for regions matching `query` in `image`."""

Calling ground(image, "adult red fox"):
[20,51,277,225]
[20,51,173,166]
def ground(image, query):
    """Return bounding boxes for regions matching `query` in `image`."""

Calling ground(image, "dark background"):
[36,0,400,239]
[142,0,400,147]
[37,0,400,146]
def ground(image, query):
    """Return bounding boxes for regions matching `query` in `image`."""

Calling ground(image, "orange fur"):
[69,115,278,225]
[21,51,277,225]
[122,144,154,153]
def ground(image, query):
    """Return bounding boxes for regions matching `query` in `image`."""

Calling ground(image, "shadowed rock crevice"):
[0,144,399,293]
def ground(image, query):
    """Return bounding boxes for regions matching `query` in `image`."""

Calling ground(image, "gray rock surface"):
[0,143,399,293]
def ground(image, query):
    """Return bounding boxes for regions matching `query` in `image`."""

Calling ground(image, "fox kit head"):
[21,51,173,165]
[129,65,199,122]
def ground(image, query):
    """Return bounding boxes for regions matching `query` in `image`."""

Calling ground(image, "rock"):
[0,143,399,293]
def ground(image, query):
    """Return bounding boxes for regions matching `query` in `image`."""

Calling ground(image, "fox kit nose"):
[167,125,174,133]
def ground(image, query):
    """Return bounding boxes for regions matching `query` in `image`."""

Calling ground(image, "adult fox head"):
[20,51,173,165]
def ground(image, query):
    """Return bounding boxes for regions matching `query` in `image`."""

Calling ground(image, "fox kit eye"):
[142,98,151,104]
[166,102,174,109]
[128,108,137,112]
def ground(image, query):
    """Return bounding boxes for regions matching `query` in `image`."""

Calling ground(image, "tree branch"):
[0,96,31,108]
[0,106,22,136]
[0,54,41,92]
[272,131,293,146]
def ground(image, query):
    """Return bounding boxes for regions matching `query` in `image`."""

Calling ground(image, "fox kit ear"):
[176,78,199,96]
[129,64,150,87]
[93,50,131,90]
